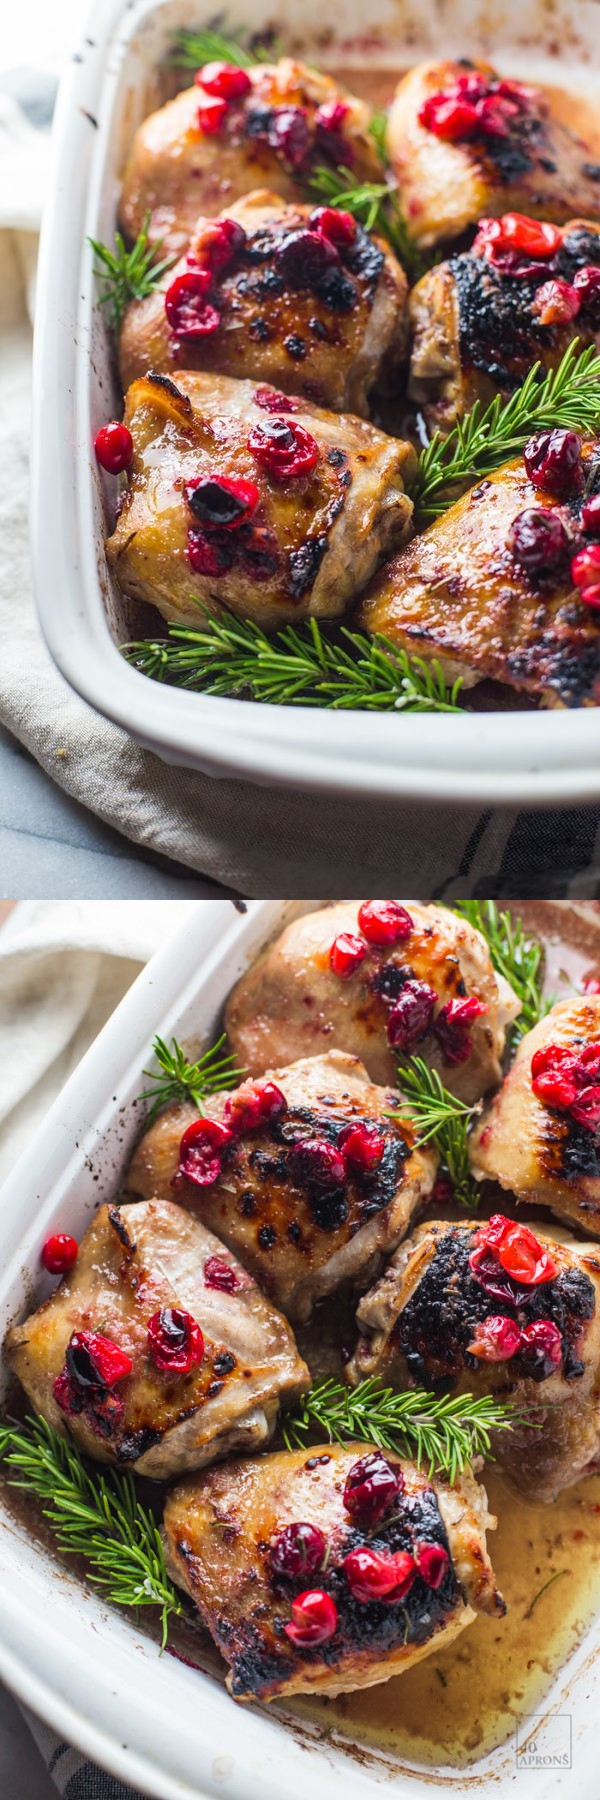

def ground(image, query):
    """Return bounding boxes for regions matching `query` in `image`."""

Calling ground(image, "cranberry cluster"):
[467,1216,562,1377]
[531,1038,600,1131]
[194,60,252,134]
[54,1328,133,1437]
[471,212,600,319]
[177,1079,287,1189]
[164,218,247,342]
[419,70,534,143]
[183,470,279,583]
[509,431,600,609]
[329,902,488,1063]
[243,93,352,173]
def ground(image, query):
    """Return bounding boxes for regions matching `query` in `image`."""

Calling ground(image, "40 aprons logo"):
[516,1715,572,1769]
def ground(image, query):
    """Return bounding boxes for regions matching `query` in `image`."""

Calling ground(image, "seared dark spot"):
[117,1426,162,1462]
[369,960,412,1003]
[240,1189,257,1216]
[258,1224,277,1249]
[213,1352,236,1376]
[287,535,328,598]
[107,1205,135,1253]
[315,267,357,312]
[249,318,272,342]
[284,333,307,359]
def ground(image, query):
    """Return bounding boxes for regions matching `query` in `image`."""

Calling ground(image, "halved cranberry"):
[413,1541,450,1589]
[197,62,252,100]
[338,1120,385,1173]
[518,1318,562,1376]
[434,995,487,1064]
[531,1041,579,1109]
[147,1306,204,1374]
[496,1220,557,1286]
[316,100,350,133]
[419,94,480,139]
[570,1085,600,1128]
[253,385,300,413]
[164,270,220,338]
[509,507,569,576]
[381,1550,417,1602]
[270,1521,326,1577]
[190,217,246,273]
[66,1330,133,1389]
[53,1370,83,1416]
[223,1078,287,1134]
[468,1243,520,1305]
[572,264,600,307]
[289,1138,346,1187]
[271,106,311,169]
[524,428,582,497]
[478,213,561,260]
[387,980,437,1052]
[41,1233,78,1274]
[310,205,357,247]
[532,278,580,325]
[572,544,600,591]
[94,421,133,474]
[247,418,320,481]
[185,475,259,530]
[343,1452,402,1527]
[466,1313,522,1361]
[178,1116,233,1187]
[197,96,229,134]
[187,528,234,576]
[343,1546,413,1602]
[329,931,367,977]
[276,227,338,288]
[357,901,413,946]
[581,494,600,535]
[284,1588,338,1646]
[203,1255,241,1292]
[580,584,600,611]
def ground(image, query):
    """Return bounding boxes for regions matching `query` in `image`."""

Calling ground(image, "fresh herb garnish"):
[396,1056,479,1208]
[523,1569,569,1620]
[140,1033,243,1123]
[282,1378,525,1482]
[453,902,552,1047]
[308,163,424,277]
[124,613,463,712]
[88,212,175,331]
[169,26,274,69]
[0,1416,182,1648]
[368,108,389,164]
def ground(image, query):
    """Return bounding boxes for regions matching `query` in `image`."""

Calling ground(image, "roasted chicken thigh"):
[350,1218,600,1501]
[5,1199,307,1478]
[119,59,382,253]
[125,1051,437,1323]
[224,901,521,1103]
[105,372,416,630]
[119,190,408,415]
[471,997,600,1234]
[387,59,600,249]
[163,1442,503,1700]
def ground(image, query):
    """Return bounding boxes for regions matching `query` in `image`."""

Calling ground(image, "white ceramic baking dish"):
[30,0,600,805]
[0,895,598,1799]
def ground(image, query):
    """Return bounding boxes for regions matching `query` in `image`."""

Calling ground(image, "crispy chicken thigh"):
[119,59,382,254]
[471,998,600,1235]
[350,1219,600,1502]
[119,190,408,415]
[124,1052,437,1323]
[105,372,415,631]
[224,902,521,1103]
[387,59,600,249]
[409,218,600,435]
[359,442,600,707]
[5,1199,307,1479]
[163,1442,503,1700]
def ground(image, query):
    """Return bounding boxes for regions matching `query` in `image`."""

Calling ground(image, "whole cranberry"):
[419,94,480,139]
[185,475,259,531]
[581,494,600,535]
[164,269,220,338]
[94,421,133,474]
[338,1120,385,1173]
[570,1084,600,1129]
[190,217,246,273]
[329,931,368,977]
[413,1541,450,1589]
[276,227,339,288]
[343,1451,402,1527]
[518,1318,563,1377]
[197,62,252,101]
[357,900,413,945]
[41,1233,78,1274]
[203,1255,241,1292]
[247,418,320,481]
[434,995,488,1064]
[65,1330,133,1390]
[197,95,229,134]
[310,206,357,248]
[531,278,580,325]
[572,264,600,308]
[178,1116,233,1187]
[509,507,569,576]
[187,528,234,577]
[271,106,311,169]
[524,428,582,497]
[580,584,600,610]
[531,1041,579,1109]
[147,1306,204,1375]
[495,1219,557,1286]
[224,1079,287,1134]
[270,1521,326,1577]
[571,543,600,590]
[343,1546,414,1603]
[284,1588,338,1646]
[466,1313,522,1362]
[387,980,437,1052]
[289,1137,346,1188]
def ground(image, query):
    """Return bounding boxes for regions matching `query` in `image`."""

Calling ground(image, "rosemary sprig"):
[396,1056,479,1208]
[308,163,423,277]
[0,1416,182,1648]
[523,1569,569,1620]
[169,26,274,69]
[140,1033,243,1123]
[283,1378,525,1483]
[453,902,552,1047]
[368,108,389,164]
[124,614,463,712]
[415,340,600,524]
[88,213,175,331]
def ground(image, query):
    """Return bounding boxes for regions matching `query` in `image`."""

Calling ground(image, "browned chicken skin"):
[105,372,416,630]
[387,59,600,249]
[5,1199,307,1478]
[119,60,383,254]
[119,190,408,415]
[359,443,600,707]
[471,998,600,1235]
[350,1219,600,1502]
[163,1442,503,1700]
[124,1051,438,1323]
[224,902,521,1103]
[409,219,600,434]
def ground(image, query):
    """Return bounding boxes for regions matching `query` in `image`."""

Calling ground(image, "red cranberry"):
[572,264,600,307]
[289,1137,346,1187]
[223,1079,287,1134]
[247,418,320,481]
[238,524,280,581]
[570,1084,600,1128]
[434,995,488,1064]
[94,421,133,474]
[343,1546,414,1603]
[387,980,437,1052]
[184,475,259,530]
[53,1370,82,1416]
[476,94,520,136]
[271,106,311,169]
[380,1551,417,1602]
[270,1521,326,1577]
[524,428,582,497]
[509,507,569,576]
[580,583,600,610]
[329,931,367,977]
[147,1306,204,1375]
[582,972,600,993]
[315,100,352,165]
[581,494,600,535]
[468,1244,522,1306]
[532,278,580,325]
[197,96,229,134]
[413,1541,450,1589]
[284,1588,338,1646]
[475,213,561,260]
[187,528,234,576]
[65,1330,133,1389]
[343,1452,402,1527]
[190,217,246,273]
[316,100,350,133]
[253,385,300,414]
[197,62,252,100]
[466,1313,522,1361]
[164,270,220,338]
[518,1318,562,1375]
[276,227,338,288]
[419,94,480,140]
[572,544,600,590]
[432,1173,455,1206]
[41,1233,78,1274]
[203,1255,241,1292]
[357,901,414,946]
[476,1215,557,1286]
[178,1116,232,1187]
[338,1120,385,1173]
[310,205,357,247]
[531,1041,579,1109]
[452,71,490,101]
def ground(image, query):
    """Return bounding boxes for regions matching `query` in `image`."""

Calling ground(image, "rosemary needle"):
[88,212,175,332]
[395,1056,480,1209]
[140,1033,243,1123]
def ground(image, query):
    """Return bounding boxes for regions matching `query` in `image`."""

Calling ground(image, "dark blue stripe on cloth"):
[474,807,600,897]
[64,1767,149,1800]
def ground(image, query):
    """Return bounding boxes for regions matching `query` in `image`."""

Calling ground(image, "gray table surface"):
[0,1685,56,1800]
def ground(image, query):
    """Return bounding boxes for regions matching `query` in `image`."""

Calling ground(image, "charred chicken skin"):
[119,59,383,254]
[224,901,521,1104]
[124,1051,437,1324]
[163,1442,503,1700]
[386,59,600,250]
[471,997,600,1235]
[5,1199,307,1478]
[350,1218,600,1502]
[359,440,600,707]
[119,190,408,416]
[105,372,415,630]
[409,217,600,435]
